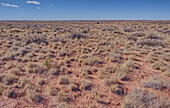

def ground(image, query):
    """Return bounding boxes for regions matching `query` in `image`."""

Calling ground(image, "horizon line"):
[0,19,170,22]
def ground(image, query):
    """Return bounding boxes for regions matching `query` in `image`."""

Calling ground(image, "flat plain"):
[0,21,170,108]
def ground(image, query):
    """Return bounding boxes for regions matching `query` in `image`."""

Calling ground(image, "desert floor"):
[0,21,170,108]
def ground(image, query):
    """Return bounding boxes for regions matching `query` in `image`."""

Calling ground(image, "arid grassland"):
[0,21,170,108]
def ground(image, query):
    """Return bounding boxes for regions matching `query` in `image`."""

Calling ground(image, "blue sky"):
[0,0,170,20]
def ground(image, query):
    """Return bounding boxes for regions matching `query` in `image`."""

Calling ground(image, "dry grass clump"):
[145,56,157,63]
[132,33,145,37]
[5,62,15,69]
[123,60,139,69]
[97,69,110,79]
[37,78,46,86]
[121,89,170,108]
[110,85,124,96]
[49,68,60,76]
[17,77,28,88]
[97,66,117,79]
[82,57,103,66]
[80,66,93,77]
[115,65,131,81]
[69,84,80,92]
[142,77,170,90]
[103,77,119,86]
[26,63,46,74]
[80,79,94,90]
[105,53,123,63]
[56,91,72,103]
[164,70,170,77]
[48,85,60,96]
[0,83,8,95]
[9,67,24,76]
[0,74,18,86]
[58,76,70,85]
[25,84,46,104]
[103,77,124,96]
[124,28,135,32]
[146,34,162,40]
[152,61,169,72]
[105,66,117,73]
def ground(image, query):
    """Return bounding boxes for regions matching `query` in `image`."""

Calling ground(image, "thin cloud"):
[36,7,40,9]
[26,1,40,5]
[1,3,19,8]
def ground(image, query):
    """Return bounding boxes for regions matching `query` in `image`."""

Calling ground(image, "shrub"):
[137,39,164,47]
[142,77,170,90]
[71,33,87,40]
[124,28,135,32]
[121,89,170,108]
[132,33,145,37]
[146,34,162,40]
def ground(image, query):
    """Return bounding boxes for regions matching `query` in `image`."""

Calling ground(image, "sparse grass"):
[122,89,170,108]
[0,21,170,107]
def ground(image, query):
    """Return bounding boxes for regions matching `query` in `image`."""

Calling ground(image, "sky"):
[0,0,170,20]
